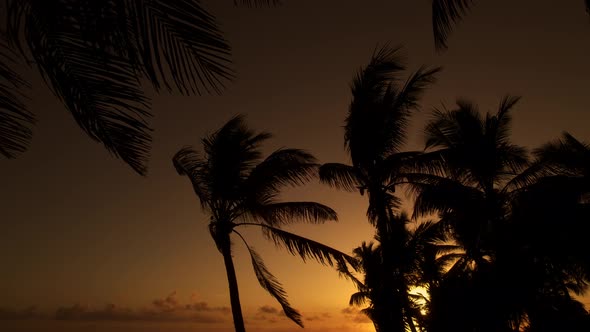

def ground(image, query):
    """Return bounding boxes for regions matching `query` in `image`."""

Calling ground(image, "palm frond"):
[19,1,153,174]
[5,0,236,174]
[336,260,365,288]
[350,292,369,306]
[243,242,303,327]
[346,46,438,166]
[503,159,552,192]
[202,115,272,200]
[256,202,337,226]
[260,225,357,267]
[0,33,34,158]
[534,132,589,177]
[392,65,442,112]
[350,44,405,102]
[245,148,318,205]
[432,0,475,50]
[132,0,234,94]
[172,146,211,209]
[490,95,520,147]
[409,176,481,218]
[319,163,363,192]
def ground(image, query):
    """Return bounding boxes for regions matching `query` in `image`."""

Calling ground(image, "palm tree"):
[411,97,590,331]
[431,0,590,50]
[338,214,450,332]
[1,0,279,174]
[172,115,356,332]
[319,45,440,332]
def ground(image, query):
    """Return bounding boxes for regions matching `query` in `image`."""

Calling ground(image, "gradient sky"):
[2,0,590,331]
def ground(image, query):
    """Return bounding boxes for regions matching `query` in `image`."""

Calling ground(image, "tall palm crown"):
[320,45,440,226]
[319,45,440,332]
[1,0,279,174]
[172,115,355,332]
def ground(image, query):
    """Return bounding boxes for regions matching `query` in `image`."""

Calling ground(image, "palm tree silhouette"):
[412,97,590,331]
[172,115,356,332]
[1,0,279,174]
[339,213,450,332]
[319,45,440,332]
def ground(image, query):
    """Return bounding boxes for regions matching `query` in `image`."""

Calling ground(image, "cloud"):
[304,311,332,322]
[252,305,285,323]
[53,291,230,323]
[340,307,355,315]
[0,306,44,320]
[340,306,371,324]
[258,305,280,314]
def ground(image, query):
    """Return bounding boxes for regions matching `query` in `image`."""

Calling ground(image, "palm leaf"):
[319,163,363,192]
[12,1,153,174]
[256,201,337,226]
[432,0,475,50]
[243,242,303,327]
[172,146,211,209]
[392,65,442,113]
[260,225,357,267]
[349,44,405,103]
[5,0,235,174]
[0,33,34,158]
[336,260,365,288]
[132,0,234,94]
[245,148,318,205]
[350,292,369,306]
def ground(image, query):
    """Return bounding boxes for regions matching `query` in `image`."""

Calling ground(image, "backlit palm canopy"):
[411,97,590,331]
[173,115,355,332]
[339,213,450,332]
[411,96,528,262]
[1,0,279,174]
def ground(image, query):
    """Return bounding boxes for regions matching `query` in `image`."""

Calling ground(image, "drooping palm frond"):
[350,291,369,306]
[0,33,34,158]
[239,236,303,327]
[392,65,442,113]
[259,224,357,267]
[319,163,363,192]
[131,0,234,94]
[5,0,235,174]
[255,202,337,226]
[432,0,475,50]
[336,260,365,288]
[172,146,211,209]
[534,132,590,177]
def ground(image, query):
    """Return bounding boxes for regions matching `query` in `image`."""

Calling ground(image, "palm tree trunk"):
[221,240,246,332]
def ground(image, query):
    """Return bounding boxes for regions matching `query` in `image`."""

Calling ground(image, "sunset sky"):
[2,0,590,331]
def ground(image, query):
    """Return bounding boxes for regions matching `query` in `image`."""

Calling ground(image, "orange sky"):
[2,0,590,331]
